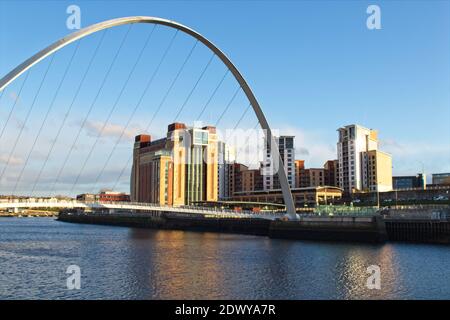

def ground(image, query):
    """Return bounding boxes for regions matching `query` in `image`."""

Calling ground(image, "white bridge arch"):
[0,16,297,218]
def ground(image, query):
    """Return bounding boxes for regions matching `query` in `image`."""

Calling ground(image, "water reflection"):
[1,218,450,299]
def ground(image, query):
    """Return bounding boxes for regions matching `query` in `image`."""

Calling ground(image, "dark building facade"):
[432,173,450,185]
[392,174,426,190]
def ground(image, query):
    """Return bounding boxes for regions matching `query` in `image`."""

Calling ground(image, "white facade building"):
[337,124,378,193]
[217,141,236,200]
[261,136,295,190]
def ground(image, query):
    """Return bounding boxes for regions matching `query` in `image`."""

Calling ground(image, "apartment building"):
[217,141,236,200]
[262,135,295,190]
[337,124,391,193]
[361,150,393,192]
[323,160,339,187]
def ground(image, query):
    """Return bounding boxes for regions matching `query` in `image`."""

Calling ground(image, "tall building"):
[131,123,219,206]
[323,160,339,187]
[229,163,248,195]
[337,124,392,193]
[261,135,295,190]
[184,125,218,204]
[393,174,426,190]
[298,168,325,187]
[294,160,305,188]
[217,141,235,200]
[361,150,393,192]
[131,134,173,205]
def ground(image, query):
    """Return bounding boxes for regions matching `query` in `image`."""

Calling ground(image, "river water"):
[0,217,449,299]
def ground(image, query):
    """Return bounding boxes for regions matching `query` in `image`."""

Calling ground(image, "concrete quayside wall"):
[269,216,387,243]
[58,212,389,243]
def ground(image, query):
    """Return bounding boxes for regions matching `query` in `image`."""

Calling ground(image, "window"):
[194,131,208,145]
[285,138,294,149]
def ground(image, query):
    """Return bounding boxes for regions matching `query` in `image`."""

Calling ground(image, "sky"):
[0,0,449,195]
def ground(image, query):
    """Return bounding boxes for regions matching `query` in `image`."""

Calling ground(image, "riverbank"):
[59,211,388,243]
[0,211,58,218]
[58,210,450,244]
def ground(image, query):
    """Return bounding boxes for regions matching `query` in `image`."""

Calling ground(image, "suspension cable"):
[146,40,198,130]
[90,29,178,193]
[233,103,252,130]
[69,25,156,194]
[0,71,31,143]
[110,39,199,192]
[0,54,56,185]
[13,41,81,195]
[30,30,108,195]
[0,88,5,104]
[196,69,229,121]
[242,121,261,163]
[215,85,241,127]
[50,25,132,195]
[173,52,215,122]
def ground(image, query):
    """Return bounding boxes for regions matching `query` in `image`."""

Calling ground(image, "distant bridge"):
[0,199,284,220]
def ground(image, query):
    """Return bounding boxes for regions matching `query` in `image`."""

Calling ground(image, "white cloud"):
[9,91,21,105]
[380,138,450,178]
[380,139,449,157]
[0,165,131,196]
[0,155,24,166]
[280,125,337,167]
[84,121,142,141]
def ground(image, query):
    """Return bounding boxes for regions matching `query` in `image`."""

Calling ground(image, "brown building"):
[296,159,338,188]
[98,191,130,202]
[76,191,130,202]
[300,168,325,187]
[228,163,248,195]
[294,160,305,188]
[242,169,263,192]
[131,135,173,205]
[131,123,219,206]
[324,160,339,187]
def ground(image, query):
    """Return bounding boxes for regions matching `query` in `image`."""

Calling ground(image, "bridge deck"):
[0,200,284,220]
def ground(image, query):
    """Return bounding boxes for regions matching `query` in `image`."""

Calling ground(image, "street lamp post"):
[376,186,380,209]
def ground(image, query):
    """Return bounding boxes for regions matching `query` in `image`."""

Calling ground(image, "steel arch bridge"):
[0,16,297,219]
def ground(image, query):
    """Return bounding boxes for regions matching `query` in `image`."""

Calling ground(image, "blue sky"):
[0,0,449,195]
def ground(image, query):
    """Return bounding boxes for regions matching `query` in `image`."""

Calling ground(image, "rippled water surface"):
[1,217,449,299]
